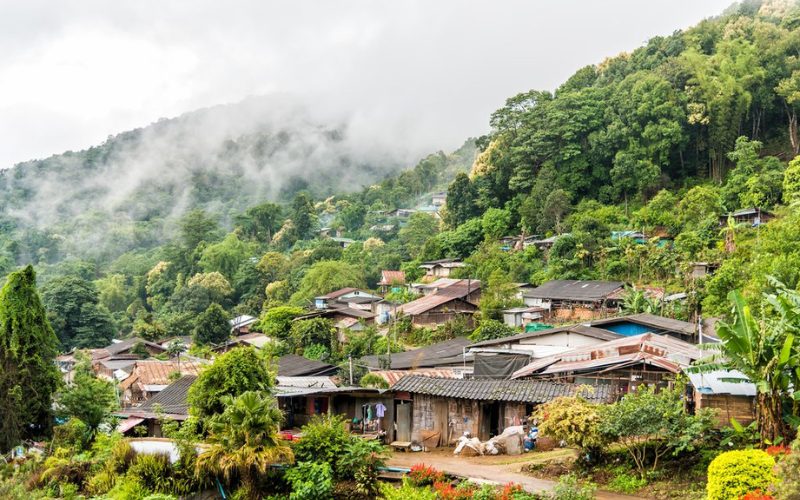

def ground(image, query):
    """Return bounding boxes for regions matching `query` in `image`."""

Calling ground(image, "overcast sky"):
[0,0,734,169]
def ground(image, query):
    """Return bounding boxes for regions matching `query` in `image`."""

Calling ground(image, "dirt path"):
[387,450,646,500]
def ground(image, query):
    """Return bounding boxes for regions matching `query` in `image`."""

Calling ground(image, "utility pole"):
[348,355,354,386]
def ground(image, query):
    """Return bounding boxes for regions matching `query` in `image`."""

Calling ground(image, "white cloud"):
[0,0,733,168]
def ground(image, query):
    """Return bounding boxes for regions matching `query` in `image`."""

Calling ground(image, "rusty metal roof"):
[391,375,612,403]
[369,369,460,386]
[119,359,205,391]
[511,333,701,379]
[469,324,621,348]
[378,270,406,286]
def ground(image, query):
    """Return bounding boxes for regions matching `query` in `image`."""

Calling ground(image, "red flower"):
[499,482,524,500]
[408,463,445,486]
[740,489,774,500]
[765,445,790,457]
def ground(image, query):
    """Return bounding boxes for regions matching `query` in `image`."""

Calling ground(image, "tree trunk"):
[788,109,799,157]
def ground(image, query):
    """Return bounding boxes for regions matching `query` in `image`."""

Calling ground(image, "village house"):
[501,306,548,328]
[377,270,406,294]
[117,375,197,437]
[524,234,569,251]
[275,378,394,441]
[522,279,624,320]
[313,288,382,311]
[96,337,167,358]
[119,359,205,408]
[686,369,756,426]
[587,312,696,342]
[719,207,775,227]
[213,332,273,353]
[394,279,481,327]
[687,261,720,279]
[230,314,258,335]
[390,375,613,444]
[419,259,466,279]
[509,333,702,396]
[431,192,447,207]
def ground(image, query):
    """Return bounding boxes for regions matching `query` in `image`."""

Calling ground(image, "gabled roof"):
[523,280,624,301]
[396,279,481,316]
[368,369,460,387]
[277,354,338,377]
[105,337,167,356]
[590,313,695,337]
[391,375,612,403]
[469,324,622,348]
[378,270,406,286]
[360,337,472,370]
[317,287,359,300]
[510,333,701,379]
[420,259,465,269]
[136,375,197,417]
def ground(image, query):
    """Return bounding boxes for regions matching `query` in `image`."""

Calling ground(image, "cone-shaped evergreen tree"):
[0,265,61,452]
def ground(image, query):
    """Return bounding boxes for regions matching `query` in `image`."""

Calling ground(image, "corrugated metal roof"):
[686,370,756,396]
[361,337,472,369]
[391,376,612,403]
[276,376,337,389]
[469,324,621,348]
[523,280,624,301]
[119,359,205,390]
[378,270,406,285]
[511,333,701,379]
[396,280,481,316]
[277,354,338,377]
[105,337,166,356]
[137,375,197,416]
[369,369,460,386]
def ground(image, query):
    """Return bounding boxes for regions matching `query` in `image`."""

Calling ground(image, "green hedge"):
[707,449,776,500]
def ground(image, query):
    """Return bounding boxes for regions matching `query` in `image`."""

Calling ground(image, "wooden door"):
[396,402,411,442]
[432,400,448,447]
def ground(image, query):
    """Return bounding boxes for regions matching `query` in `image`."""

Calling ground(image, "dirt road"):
[387,449,646,500]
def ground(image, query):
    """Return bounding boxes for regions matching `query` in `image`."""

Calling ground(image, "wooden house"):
[522,280,624,320]
[419,259,465,279]
[390,375,612,444]
[394,279,480,327]
[719,207,775,227]
[686,370,756,426]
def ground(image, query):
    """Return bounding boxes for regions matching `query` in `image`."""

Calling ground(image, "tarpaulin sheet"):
[472,353,531,379]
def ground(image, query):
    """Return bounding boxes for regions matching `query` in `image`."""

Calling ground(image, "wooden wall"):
[696,392,755,427]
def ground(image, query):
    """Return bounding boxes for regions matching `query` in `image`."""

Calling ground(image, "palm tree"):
[196,391,294,498]
[690,287,797,444]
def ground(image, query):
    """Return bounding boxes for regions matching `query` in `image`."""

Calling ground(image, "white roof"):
[687,370,757,396]
[230,315,258,328]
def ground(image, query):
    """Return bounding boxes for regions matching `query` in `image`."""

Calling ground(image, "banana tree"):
[691,288,798,444]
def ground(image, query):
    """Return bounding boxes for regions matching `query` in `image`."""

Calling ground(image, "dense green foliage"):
[0,265,61,452]
[187,347,275,420]
[54,355,117,433]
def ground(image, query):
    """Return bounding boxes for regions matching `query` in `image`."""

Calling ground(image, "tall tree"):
[444,173,479,228]
[193,303,231,346]
[54,353,117,433]
[41,276,116,349]
[180,209,220,250]
[0,266,61,451]
[290,192,317,240]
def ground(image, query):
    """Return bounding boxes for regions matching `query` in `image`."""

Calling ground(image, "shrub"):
[408,463,446,486]
[86,468,117,496]
[292,414,351,478]
[337,438,389,495]
[434,479,477,500]
[607,471,647,494]
[359,372,390,389]
[548,473,595,500]
[105,474,151,500]
[127,453,173,494]
[51,418,89,452]
[284,461,333,500]
[379,478,437,500]
[707,449,776,500]
[534,392,605,453]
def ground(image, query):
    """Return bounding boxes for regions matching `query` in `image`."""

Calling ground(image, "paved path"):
[387,451,645,500]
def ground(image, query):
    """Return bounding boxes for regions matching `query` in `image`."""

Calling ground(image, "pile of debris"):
[453,426,526,456]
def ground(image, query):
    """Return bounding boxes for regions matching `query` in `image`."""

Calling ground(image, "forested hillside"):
[2,0,800,353]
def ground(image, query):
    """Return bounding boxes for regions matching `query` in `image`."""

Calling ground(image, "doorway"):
[395,401,412,442]
[480,402,502,441]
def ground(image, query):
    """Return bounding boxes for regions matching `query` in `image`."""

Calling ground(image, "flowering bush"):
[433,480,476,500]
[408,463,446,486]
[498,482,524,500]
